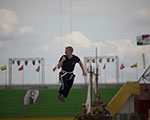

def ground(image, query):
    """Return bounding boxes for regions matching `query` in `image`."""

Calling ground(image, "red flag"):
[103,64,106,69]
[120,64,125,70]
[18,65,24,71]
[36,66,40,72]
[142,34,150,40]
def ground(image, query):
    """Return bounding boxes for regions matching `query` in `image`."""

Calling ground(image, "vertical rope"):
[60,0,73,49]
[60,0,63,54]
[70,0,73,46]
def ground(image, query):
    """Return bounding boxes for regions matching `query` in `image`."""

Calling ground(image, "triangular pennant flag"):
[103,64,106,69]
[120,64,125,70]
[130,63,137,68]
[18,65,24,71]
[36,66,40,72]
[0,65,7,71]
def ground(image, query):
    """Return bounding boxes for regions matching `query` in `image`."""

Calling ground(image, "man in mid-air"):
[54,46,87,102]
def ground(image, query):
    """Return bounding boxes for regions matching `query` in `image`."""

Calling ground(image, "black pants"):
[59,72,75,98]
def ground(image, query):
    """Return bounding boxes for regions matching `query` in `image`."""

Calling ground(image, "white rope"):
[60,0,63,54]
[55,0,73,86]
[70,0,73,45]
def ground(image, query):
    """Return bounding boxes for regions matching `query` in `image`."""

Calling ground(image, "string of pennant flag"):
[0,65,40,72]
[0,62,137,72]
[101,63,137,70]
[119,63,137,70]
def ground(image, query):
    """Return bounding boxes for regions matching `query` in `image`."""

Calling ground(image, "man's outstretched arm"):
[79,60,87,76]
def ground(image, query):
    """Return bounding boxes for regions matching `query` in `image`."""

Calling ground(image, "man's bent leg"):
[63,74,75,98]
[58,73,68,101]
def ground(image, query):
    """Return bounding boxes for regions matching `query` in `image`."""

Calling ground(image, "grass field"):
[0,88,119,118]
[0,89,26,118]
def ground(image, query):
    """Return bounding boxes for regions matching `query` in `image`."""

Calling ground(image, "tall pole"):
[121,70,123,83]
[116,56,120,83]
[95,48,98,95]
[70,0,72,45]
[60,0,63,54]
[105,69,106,84]
[99,69,102,83]
[23,66,24,87]
[41,58,45,85]
[84,57,87,85]
[142,53,146,69]
[95,47,101,104]
[89,61,93,107]
[95,47,98,70]
[5,69,7,86]
[39,66,41,87]
[136,65,138,80]
[8,58,12,86]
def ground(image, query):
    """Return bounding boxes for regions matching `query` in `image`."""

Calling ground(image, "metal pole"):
[41,58,45,85]
[8,58,12,86]
[89,65,93,107]
[122,70,123,83]
[95,47,98,69]
[5,69,7,86]
[70,0,72,45]
[39,66,40,87]
[95,47,100,101]
[142,53,146,69]
[136,64,138,80]
[105,68,106,84]
[23,66,24,87]
[116,56,120,83]
[84,57,87,85]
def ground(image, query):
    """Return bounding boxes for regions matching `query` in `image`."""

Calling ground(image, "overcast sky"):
[0,0,150,85]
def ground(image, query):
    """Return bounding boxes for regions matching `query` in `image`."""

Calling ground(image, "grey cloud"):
[0,8,34,41]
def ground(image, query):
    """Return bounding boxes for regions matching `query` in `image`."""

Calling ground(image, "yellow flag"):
[130,63,137,68]
[0,65,7,71]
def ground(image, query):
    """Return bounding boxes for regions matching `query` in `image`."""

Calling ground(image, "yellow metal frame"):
[106,82,140,117]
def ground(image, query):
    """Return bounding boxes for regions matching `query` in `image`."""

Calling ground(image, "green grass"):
[26,88,119,117]
[0,89,26,117]
[98,88,120,103]
[0,88,120,118]
[26,88,87,117]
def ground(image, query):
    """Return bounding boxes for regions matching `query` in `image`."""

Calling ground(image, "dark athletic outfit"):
[58,54,80,98]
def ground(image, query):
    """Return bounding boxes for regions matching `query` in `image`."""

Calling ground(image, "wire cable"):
[70,0,73,45]
[60,0,63,54]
